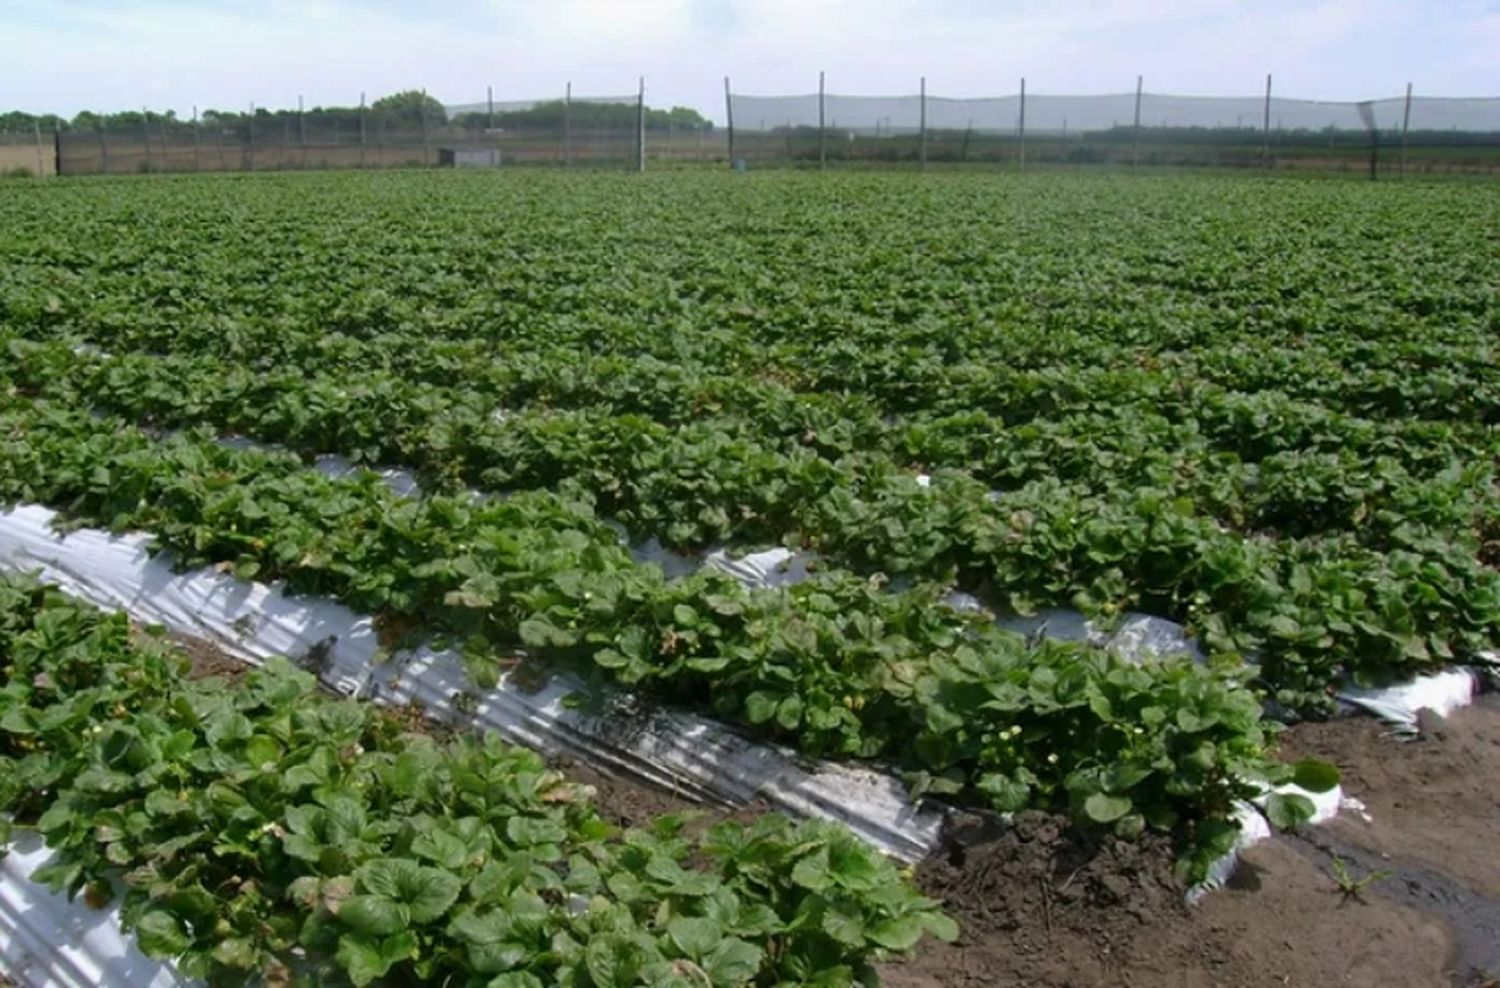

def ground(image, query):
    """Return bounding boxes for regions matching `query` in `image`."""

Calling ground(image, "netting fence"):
[40,83,724,176]
[728,76,1500,175]
[0,126,56,177]
[10,75,1500,178]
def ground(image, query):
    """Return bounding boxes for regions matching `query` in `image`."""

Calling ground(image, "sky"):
[2,0,1497,121]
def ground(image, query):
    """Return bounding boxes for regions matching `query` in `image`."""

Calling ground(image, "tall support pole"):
[1400,81,1412,179]
[919,76,927,170]
[487,85,494,130]
[97,115,109,174]
[1018,76,1026,172]
[1262,73,1272,170]
[192,105,200,172]
[724,76,735,166]
[421,88,429,160]
[1132,75,1142,167]
[248,102,256,171]
[33,119,44,177]
[298,94,306,169]
[818,70,826,169]
[359,92,367,169]
[564,82,573,167]
[142,106,153,173]
[636,76,646,173]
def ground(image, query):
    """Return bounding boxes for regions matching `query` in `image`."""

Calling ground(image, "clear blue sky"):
[3,0,1497,120]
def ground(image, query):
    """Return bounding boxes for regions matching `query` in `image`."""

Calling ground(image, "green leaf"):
[775,694,804,730]
[866,914,925,951]
[336,932,417,987]
[791,846,833,890]
[821,902,866,946]
[702,937,763,986]
[506,815,567,848]
[1290,758,1339,794]
[1083,793,1133,824]
[134,910,191,957]
[667,916,722,959]
[1264,792,1316,831]
[210,937,258,969]
[487,974,545,988]
[921,911,960,943]
[403,868,463,924]
[338,895,411,937]
[744,691,778,725]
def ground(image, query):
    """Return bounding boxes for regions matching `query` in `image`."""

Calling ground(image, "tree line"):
[0,90,713,137]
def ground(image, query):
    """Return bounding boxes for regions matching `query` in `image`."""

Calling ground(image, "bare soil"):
[883,695,1500,988]
[169,631,252,685]
[1279,698,1500,899]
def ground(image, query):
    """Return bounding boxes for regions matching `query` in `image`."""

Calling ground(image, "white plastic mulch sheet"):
[0,833,190,988]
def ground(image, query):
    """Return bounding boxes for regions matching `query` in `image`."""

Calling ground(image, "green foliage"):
[369,89,448,125]
[12,169,1486,890]
[0,574,953,986]
[1328,856,1394,902]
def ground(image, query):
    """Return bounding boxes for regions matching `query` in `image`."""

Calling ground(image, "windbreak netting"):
[59,108,450,175]
[441,94,645,166]
[0,127,56,177]
[53,90,725,175]
[727,86,1500,173]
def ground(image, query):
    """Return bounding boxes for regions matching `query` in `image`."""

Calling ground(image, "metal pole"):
[33,119,44,176]
[564,82,572,167]
[1132,75,1142,167]
[1262,73,1272,170]
[1400,82,1412,179]
[298,94,306,169]
[97,116,108,174]
[248,102,256,171]
[359,92,367,169]
[421,88,429,161]
[192,105,200,172]
[919,76,928,170]
[487,85,494,130]
[818,70,826,169]
[142,106,152,173]
[638,77,649,171]
[1018,76,1026,172]
[724,76,735,166]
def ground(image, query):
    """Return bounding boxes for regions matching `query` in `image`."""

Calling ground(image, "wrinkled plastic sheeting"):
[0,504,944,866]
[1189,781,1355,905]
[998,608,1209,665]
[0,832,194,988]
[704,547,817,589]
[1336,668,1481,735]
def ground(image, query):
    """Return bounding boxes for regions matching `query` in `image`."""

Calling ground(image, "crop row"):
[0,393,1323,878]
[0,572,956,986]
[3,346,1495,714]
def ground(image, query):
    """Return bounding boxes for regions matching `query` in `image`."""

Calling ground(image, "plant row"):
[0,572,958,986]
[3,350,1495,714]
[0,395,1331,877]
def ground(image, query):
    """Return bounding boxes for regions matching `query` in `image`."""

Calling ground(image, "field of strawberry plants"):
[0,168,1496,985]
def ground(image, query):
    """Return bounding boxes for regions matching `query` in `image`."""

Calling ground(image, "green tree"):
[371,90,447,126]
